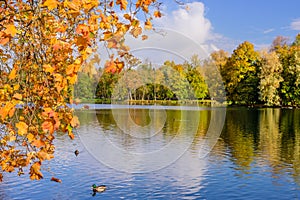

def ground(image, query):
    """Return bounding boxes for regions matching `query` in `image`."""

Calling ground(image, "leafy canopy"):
[0,0,161,181]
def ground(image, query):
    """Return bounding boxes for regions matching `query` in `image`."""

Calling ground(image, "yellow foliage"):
[0,0,159,182]
[16,122,28,136]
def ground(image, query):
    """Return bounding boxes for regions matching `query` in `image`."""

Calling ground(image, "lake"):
[0,105,299,199]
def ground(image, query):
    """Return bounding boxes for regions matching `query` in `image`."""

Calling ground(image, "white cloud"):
[290,18,300,30]
[263,28,274,34]
[154,2,212,44]
[96,1,236,66]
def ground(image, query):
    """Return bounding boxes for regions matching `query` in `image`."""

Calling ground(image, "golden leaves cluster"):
[0,0,161,182]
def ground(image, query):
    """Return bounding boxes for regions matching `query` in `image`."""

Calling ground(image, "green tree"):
[184,55,208,99]
[96,70,120,100]
[74,72,97,99]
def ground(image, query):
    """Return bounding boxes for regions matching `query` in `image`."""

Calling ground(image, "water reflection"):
[1,106,299,199]
[221,108,300,186]
[77,107,300,187]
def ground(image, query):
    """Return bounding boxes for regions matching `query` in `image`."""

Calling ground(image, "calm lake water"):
[0,105,300,199]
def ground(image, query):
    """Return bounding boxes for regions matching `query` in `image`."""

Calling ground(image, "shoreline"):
[74,99,299,109]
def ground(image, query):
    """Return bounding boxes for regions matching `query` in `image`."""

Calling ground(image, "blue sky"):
[156,0,300,52]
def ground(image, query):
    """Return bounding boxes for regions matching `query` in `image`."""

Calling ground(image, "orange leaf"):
[116,0,128,10]
[8,107,15,118]
[66,64,75,75]
[76,24,89,36]
[16,121,28,136]
[29,162,43,180]
[42,120,54,134]
[0,37,9,45]
[104,60,116,73]
[37,150,54,161]
[142,35,148,40]
[31,139,45,148]
[154,11,162,18]
[43,0,59,10]
[68,132,75,140]
[51,177,62,183]
[123,13,131,20]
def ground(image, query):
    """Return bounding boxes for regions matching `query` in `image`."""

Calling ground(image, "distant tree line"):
[74,34,300,107]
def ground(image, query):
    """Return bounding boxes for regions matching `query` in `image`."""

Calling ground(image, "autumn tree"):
[274,34,300,106]
[204,50,229,102]
[0,0,161,181]
[258,50,283,106]
[222,41,261,105]
[161,61,190,100]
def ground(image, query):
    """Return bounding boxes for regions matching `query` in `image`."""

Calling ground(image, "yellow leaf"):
[16,121,28,136]
[13,93,22,100]
[43,0,59,10]
[70,116,79,127]
[64,1,79,11]
[0,102,14,120]
[13,85,20,90]
[9,68,17,80]
[9,135,16,142]
[5,24,17,37]
[68,74,77,84]
[144,19,152,30]
[130,27,142,38]
[27,133,35,142]
[103,31,113,40]
[43,64,54,73]
[54,73,63,82]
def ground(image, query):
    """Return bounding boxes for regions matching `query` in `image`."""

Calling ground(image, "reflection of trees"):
[190,110,210,153]
[222,108,300,183]
[279,109,300,185]
[76,108,300,184]
[221,108,259,170]
[258,108,284,178]
[258,109,282,163]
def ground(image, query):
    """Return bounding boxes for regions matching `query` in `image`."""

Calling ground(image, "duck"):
[74,150,79,157]
[92,184,106,193]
